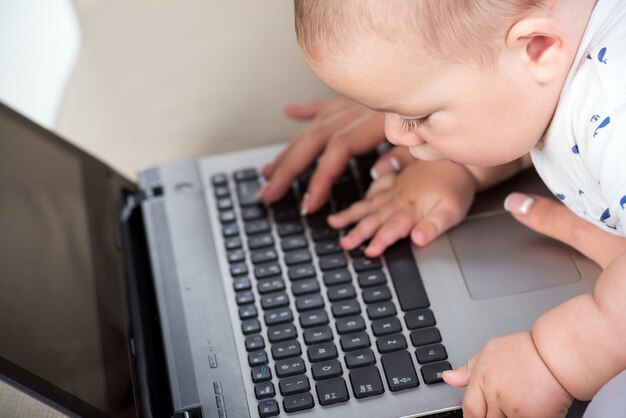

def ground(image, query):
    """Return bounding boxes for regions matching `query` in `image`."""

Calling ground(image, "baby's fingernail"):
[504,192,535,215]
[412,229,427,246]
[300,193,310,216]
[256,184,267,199]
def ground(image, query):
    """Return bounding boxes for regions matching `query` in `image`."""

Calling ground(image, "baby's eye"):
[401,115,430,131]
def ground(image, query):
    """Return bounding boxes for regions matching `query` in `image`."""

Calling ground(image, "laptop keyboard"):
[210,153,452,417]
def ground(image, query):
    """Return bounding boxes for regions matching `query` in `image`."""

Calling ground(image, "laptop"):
[0,100,600,418]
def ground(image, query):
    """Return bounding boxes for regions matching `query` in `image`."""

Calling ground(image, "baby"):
[279,0,626,416]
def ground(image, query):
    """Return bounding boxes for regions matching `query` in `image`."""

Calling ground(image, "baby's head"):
[294,0,579,167]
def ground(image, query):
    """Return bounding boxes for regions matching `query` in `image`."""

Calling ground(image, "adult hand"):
[504,192,626,269]
[259,97,386,214]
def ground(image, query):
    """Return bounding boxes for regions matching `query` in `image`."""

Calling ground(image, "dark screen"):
[0,104,137,417]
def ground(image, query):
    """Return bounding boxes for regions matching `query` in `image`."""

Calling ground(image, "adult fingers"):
[504,192,626,269]
[370,146,415,180]
[283,98,348,120]
[410,202,466,247]
[365,209,414,257]
[303,111,386,213]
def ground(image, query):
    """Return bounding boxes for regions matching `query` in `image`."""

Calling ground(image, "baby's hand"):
[328,159,477,257]
[443,332,573,418]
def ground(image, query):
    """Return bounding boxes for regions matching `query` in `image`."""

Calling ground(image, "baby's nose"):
[384,113,425,147]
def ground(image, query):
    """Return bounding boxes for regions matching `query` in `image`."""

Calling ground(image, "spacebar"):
[384,240,430,311]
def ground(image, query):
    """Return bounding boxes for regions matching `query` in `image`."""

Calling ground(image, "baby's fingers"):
[327,193,388,229]
[340,205,395,250]
[365,210,414,257]
[410,204,465,247]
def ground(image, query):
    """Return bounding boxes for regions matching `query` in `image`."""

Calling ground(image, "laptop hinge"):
[122,186,164,222]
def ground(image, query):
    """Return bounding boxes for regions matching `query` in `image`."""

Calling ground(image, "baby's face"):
[308,34,561,167]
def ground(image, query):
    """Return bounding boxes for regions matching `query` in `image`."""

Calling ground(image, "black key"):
[291,278,320,296]
[295,294,324,312]
[239,304,257,320]
[279,375,310,396]
[284,249,312,265]
[331,299,361,318]
[267,324,297,343]
[319,254,347,271]
[357,270,387,287]
[303,326,333,345]
[251,248,278,264]
[217,197,233,211]
[251,365,272,383]
[376,334,407,354]
[306,208,330,227]
[272,340,302,360]
[327,283,356,301]
[299,310,329,328]
[381,350,419,391]
[237,179,261,207]
[336,316,366,335]
[277,221,304,237]
[349,243,367,258]
[404,309,436,330]
[255,262,281,279]
[410,327,442,347]
[234,168,257,182]
[282,392,314,413]
[255,381,275,399]
[307,342,338,363]
[258,399,279,417]
[245,219,271,235]
[242,318,261,335]
[281,235,307,251]
[316,377,350,406]
[248,350,268,367]
[261,292,289,309]
[340,332,371,351]
[211,172,227,186]
[224,235,242,250]
[288,264,315,280]
[242,205,266,221]
[421,361,452,384]
[349,366,385,399]
[236,290,255,305]
[230,262,248,277]
[233,276,251,291]
[311,226,338,241]
[345,348,376,369]
[362,285,391,303]
[275,357,306,378]
[273,206,299,222]
[219,210,236,224]
[248,233,274,249]
[264,307,293,326]
[353,256,382,272]
[257,278,286,295]
[222,223,239,237]
[245,335,265,351]
[314,240,342,256]
[371,317,403,337]
[386,240,430,311]
[366,301,397,320]
[416,344,448,364]
[311,359,343,380]
[214,185,230,198]
[323,269,352,286]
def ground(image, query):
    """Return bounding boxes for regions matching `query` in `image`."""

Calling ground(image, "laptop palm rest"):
[449,212,581,300]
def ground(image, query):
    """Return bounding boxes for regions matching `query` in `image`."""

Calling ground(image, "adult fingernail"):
[504,192,535,215]
[300,193,310,216]
[370,156,401,180]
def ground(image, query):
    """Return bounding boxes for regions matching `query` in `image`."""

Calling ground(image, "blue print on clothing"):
[620,195,626,209]
[571,145,580,154]
[579,189,585,196]
[600,208,616,230]
[591,114,601,122]
[586,54,592,60]
[556,193,566,201]
[598,47,608,64]
[593,116,611,138]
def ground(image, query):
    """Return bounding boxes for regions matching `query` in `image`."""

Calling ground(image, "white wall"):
[0,0,80,128]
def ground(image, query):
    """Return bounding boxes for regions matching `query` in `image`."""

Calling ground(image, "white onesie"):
[530,0,626,235]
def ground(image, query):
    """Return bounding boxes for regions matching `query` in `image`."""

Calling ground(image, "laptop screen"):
[0,104,137,417]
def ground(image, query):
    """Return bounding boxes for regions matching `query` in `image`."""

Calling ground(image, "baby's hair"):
[294,0,548,66]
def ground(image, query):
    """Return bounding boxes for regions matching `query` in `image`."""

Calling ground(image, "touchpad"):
[449,212,581,300]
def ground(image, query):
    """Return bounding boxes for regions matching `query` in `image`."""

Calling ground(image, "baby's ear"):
[505,17,568,84]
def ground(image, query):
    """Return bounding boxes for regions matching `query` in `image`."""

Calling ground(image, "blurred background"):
[0,0,333,416]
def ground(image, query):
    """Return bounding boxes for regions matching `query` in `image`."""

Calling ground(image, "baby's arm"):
[329,155,532,256]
